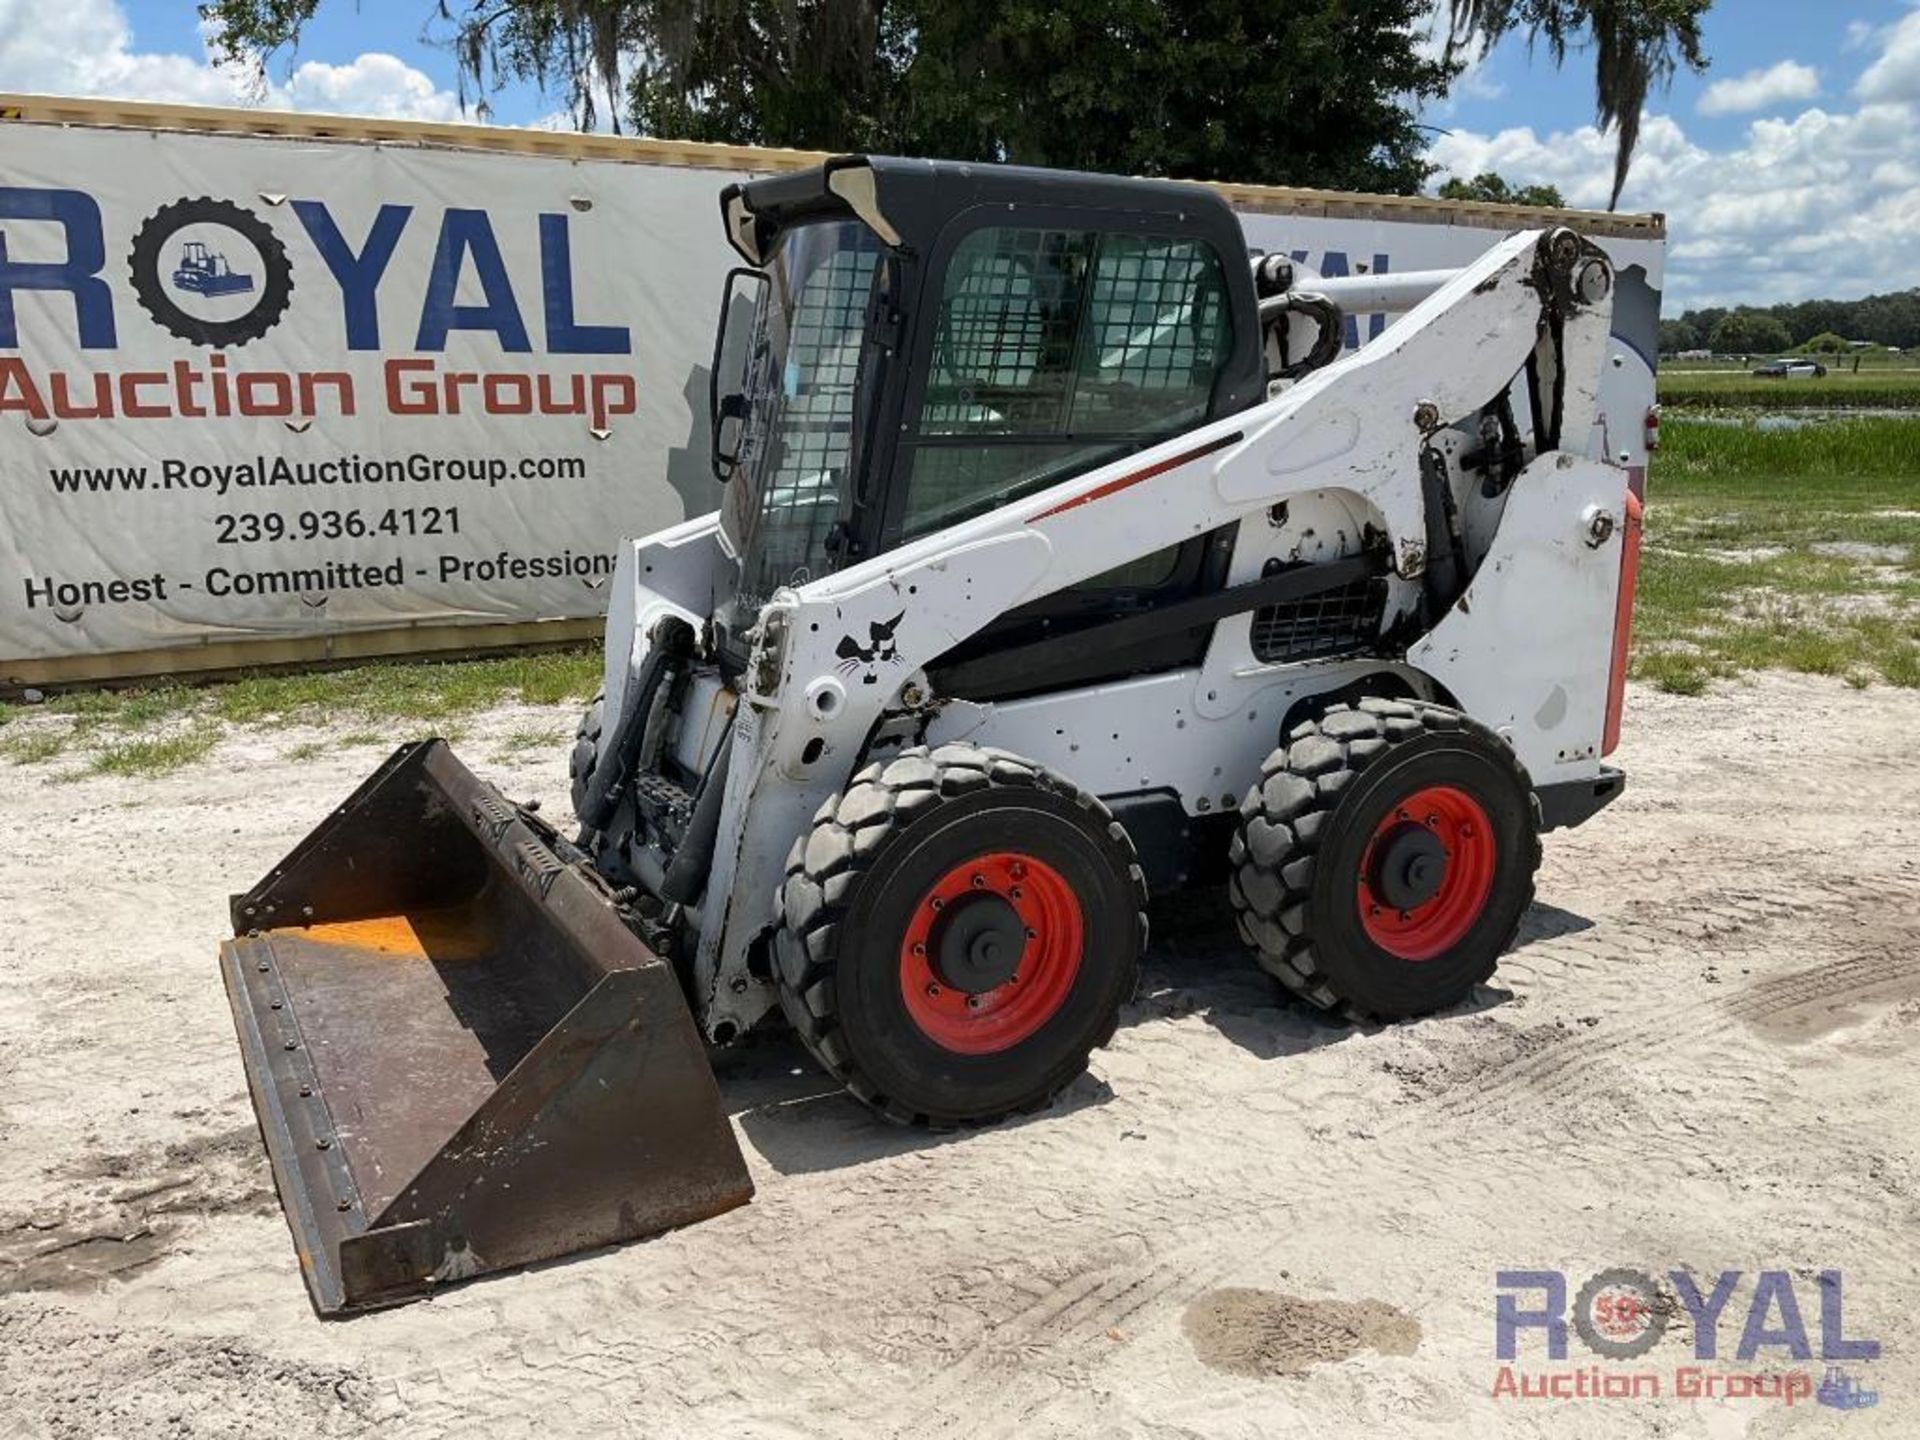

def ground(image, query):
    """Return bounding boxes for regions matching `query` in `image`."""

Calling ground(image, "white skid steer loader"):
[221,156,1650,1313]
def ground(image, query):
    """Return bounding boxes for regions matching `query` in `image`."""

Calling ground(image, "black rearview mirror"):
[710,266,768,482]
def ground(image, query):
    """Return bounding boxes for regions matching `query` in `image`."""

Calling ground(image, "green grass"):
[1658,368,1920,410]
[27,647,599,735]
[490,726,568,761]
[85,731,220,778]
[0,728,67,765]
[1634,415,1920,693]
[5,645,599,779]
[207,648,599,724]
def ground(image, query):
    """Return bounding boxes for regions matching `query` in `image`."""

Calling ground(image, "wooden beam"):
[0,92,1664,238]
[1,617,604,694]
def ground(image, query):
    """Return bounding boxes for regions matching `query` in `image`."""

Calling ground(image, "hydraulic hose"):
[658,723,734,906]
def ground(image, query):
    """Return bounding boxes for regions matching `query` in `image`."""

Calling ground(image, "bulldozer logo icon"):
[171,240,254,298]
[835,611,905,684]
[128,196,293,348]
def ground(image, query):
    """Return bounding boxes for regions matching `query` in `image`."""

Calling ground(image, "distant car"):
[1751,358,1828,378]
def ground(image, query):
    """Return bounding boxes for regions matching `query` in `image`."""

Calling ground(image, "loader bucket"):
[218,740,753,1316]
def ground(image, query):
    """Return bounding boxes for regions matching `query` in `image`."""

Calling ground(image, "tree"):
[896,0,1454,192]
[1782,298,1851,346]
[1796,332,1852,355]
[1657,317,1699,354]
[1675,291,1920,353]
[1709,311,1791,356]
[205,0,1458,192]
[1437,171,1567,207]
[1443,1,1710,210]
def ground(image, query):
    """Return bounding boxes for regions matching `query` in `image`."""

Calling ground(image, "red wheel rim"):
[1356,784,1496,961]
[899,852,1084,1055]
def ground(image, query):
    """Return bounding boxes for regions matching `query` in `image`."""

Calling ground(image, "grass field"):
[1633,415,1920,694]
[1,416,1915,774]
[0,648,601,777]
[1658,367,1920,410]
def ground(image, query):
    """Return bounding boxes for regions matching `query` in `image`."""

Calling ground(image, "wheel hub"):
[1369,823,1448,909]
[1356,784,1498,962]
[932,894,1025,993]
[899,852,1085,1055]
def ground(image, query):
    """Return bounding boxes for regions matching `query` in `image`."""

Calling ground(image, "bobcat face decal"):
[835,611,906,685]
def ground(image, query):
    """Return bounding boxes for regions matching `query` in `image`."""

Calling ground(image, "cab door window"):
[900,225,1233,542]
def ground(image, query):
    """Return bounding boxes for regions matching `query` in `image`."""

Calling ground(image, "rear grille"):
[1249,563,1385,663]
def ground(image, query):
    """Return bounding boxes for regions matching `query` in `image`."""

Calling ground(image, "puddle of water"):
[1183,1287,1421,1378]
[1677,410,1920,430]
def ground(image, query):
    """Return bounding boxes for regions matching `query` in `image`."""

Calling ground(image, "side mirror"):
[710,267,768,483]
[713,392,749,481]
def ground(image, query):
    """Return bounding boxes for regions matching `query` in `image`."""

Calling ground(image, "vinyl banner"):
[0,123,736,669]
[0,117,1663,677]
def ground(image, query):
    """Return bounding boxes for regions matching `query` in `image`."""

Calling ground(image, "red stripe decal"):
[1032,431,1242,521]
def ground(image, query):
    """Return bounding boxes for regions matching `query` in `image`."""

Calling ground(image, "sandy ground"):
[1,674,1916,1438]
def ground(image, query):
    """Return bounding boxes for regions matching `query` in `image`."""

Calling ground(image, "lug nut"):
[1010,887,1023,900]
[926,983,941,998]
[913,942,926,956]
[966,996,982,1010]
[971,874,986,889]
[930,897,944,911]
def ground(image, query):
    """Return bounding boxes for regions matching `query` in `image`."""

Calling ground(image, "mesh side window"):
[903,225,1233,556]
[1074,236,1230,435]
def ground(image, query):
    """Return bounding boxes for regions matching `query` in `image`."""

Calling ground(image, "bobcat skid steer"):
[222,156,1650,1313]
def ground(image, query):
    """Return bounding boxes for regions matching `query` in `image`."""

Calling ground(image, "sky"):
[0,0,1916,312]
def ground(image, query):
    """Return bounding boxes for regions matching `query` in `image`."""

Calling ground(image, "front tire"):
[774,744,1146,1126]
[568,690,605,827]
[1229,699,1540,1020]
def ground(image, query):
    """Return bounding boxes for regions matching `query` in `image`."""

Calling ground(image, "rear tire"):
[1229,699,1540,1021]
[568,690,605,828]
[774,744,1146,1126]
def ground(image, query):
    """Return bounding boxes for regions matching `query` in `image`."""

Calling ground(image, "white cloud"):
[279,54,464,123]
[1697,60,1820,117]
[0,0,465,122]
[0,0,248,106]
[1856,9,1920,103]
[1428,85,1920,309]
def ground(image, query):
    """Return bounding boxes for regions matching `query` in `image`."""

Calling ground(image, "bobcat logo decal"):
[835,611,906,685]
